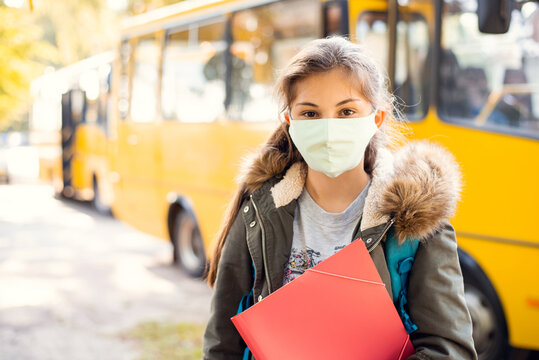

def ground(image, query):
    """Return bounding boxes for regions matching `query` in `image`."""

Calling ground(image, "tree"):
[0,5,56,131]
[0,0,183,131]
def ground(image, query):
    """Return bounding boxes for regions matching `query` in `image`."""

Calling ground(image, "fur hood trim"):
[239,140,462,243]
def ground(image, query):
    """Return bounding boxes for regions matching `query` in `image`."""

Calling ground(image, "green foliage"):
[0,0,117,130]
[0,6,56,130]
[122,321,206,360]
[0,0,184,131]
[31,0,119,66]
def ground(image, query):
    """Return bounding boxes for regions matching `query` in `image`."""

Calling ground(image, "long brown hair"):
[205,36,400,287]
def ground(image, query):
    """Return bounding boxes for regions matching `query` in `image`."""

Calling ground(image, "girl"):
[203,36,477,360]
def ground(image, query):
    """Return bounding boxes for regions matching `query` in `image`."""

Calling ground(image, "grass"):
[123,321,206,360]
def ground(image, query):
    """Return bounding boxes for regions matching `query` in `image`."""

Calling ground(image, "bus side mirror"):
[477,0,513,34]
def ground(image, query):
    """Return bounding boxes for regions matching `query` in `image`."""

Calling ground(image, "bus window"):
[356,11,430,120]
[130,36,160,123]
[79,69,100,125]
[324,0,348,37]
[162,19,227,123]
[119,41,130,120]
[438,0,539,137]
[229,0,321,122]
[395,13,430,119]
[356,12,388,71]
[97,63,112,135]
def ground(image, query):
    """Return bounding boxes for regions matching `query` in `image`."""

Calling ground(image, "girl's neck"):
[304,161,370,213]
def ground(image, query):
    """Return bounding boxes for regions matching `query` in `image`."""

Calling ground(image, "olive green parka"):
[203,141,478,360]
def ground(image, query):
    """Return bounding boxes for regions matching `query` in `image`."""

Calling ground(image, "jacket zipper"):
[368,217,395,254]
[250,194,273,298]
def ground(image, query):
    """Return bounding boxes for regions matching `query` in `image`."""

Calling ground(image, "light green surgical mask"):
[288,110,379,178]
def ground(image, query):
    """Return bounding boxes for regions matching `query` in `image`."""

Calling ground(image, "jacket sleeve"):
[406,221,478,360]
[203,208,253,360]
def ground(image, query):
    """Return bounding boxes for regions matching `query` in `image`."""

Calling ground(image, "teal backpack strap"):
[235,261,256,360]
[384,227,420,334]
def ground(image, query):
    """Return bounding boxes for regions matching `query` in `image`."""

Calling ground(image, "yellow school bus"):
[353,1,539,356]
[31,52,115,213]
[103,0,538,358]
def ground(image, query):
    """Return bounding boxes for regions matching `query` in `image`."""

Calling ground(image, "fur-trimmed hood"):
[239,140,462,243]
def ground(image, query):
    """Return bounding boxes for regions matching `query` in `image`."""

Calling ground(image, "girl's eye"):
[302,111,317,118]
[341,109,356,116]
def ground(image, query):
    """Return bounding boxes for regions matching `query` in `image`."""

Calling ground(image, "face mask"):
[288,110,379,178]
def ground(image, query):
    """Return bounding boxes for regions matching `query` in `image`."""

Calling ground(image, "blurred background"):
[0,0,538,359]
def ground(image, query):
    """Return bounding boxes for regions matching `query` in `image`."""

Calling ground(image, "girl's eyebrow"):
[336,98,362,106]
[294,98,362,108]
[294,102,318,108]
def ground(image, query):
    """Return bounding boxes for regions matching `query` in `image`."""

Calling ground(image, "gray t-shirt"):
[283,181,371,285]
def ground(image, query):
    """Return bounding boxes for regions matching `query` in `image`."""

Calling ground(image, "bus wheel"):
[172,211,206,278]
[460,250,509,360]
[92,177,111,216]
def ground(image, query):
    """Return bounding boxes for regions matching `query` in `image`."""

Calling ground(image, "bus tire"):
[172,210,206,278]
[458,249,509,360]
[92,176,112,216]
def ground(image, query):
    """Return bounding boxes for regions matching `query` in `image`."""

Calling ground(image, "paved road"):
[0,184,213,360]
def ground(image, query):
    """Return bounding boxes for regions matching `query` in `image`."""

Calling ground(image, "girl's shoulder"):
[367,140,462,243]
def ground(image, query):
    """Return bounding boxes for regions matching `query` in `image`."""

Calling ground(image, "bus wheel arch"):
[458,247,509,360]
[167,196,206,278]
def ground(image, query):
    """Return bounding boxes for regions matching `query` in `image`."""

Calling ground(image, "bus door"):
[115,35,163,237]
[61,88,85,198]
[351,0,432,121]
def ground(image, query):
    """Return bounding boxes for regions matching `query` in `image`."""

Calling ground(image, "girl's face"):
[288,68,374,121]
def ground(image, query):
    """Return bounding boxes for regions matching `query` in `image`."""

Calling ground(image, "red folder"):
[231,239,415,360]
